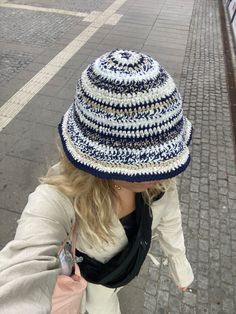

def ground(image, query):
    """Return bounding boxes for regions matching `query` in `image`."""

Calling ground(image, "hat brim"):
[58,111,193,182]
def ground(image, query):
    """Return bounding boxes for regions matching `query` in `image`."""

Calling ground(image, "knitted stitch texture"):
[58,49,192,182]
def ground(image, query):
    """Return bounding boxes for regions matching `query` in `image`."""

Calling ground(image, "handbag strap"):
[57,222,78,257]
[71,222,79,258]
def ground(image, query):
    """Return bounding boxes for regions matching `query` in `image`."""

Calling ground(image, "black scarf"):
[75,193,153,288]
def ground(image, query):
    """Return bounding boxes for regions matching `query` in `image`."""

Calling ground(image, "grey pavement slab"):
[0,155,47,213]
[0,0,236,313]
[7,136,57,163]
[0,132,19,161]
[0,208,20,250]
[119,287,144,314]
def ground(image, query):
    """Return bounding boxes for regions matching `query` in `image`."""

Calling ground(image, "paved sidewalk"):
[0,0,236,313]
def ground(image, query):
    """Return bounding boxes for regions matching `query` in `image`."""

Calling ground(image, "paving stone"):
[221,269,233,285]
[56,87,75,102]
[39,84,63,98]
[220,243,232,257]
[111,28,150,40]
[197,289,209,304]
[0,208,20,250]
[7,136,58,164]
[183,290,197,307]
[197,274,209,290]
[0,132,20,161]
[0,155,47,213]
[120,16,156,26]
[26,122,58,144]
[168,296,181,313]
[143,309,153,314]
[197,304,209,314]
[119,286,144,314]
[158,275,171,291]
[0,79,29,103]
[56,67,77,80]
[221,282,235,299]
[148,266,160,280]
[145,280,158,296]
[1,117,34,137]
[63,53,89,70]
[144,293,157,312]
[187,248,198,263]
[13,0,114,11]
[16,95,53,121]
[209,249,220,261]
[222,298,234,314]
[209,303,222,314]
[0,50,34,84]
[198,262,209,277]
[154,305,169,314]
[182,304,196,314]
[127,276,145,290]
[156,290,169,308]
[198,250,209,263]
[0,8,80,48]
[45,97,72,113]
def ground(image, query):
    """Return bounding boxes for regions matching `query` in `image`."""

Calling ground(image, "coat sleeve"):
[151,182,194,288]
[0,184,75,314]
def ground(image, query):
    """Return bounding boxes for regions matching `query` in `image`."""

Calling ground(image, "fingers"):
[177,285,188,292]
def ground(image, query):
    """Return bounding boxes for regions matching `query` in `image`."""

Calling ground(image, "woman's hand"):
[177,285,188,292]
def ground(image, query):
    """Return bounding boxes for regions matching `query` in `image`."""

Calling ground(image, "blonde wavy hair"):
[40,150,174,246]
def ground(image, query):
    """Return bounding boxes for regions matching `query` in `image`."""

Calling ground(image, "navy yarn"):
[59,120,191,182]
[86,66,168,95]
[58,49,193,181]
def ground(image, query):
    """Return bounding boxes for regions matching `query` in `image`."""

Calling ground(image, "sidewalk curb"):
[219,0,236,159]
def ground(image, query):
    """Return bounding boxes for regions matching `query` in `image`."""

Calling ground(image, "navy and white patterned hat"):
[58,49,192,182]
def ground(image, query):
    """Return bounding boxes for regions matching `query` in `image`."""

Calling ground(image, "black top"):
[120,210,138,239]
[119,191,164,238]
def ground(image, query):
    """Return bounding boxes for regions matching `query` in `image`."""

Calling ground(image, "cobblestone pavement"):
[0,50,33,84]
[0,0,236,313]
[143,0,236,313]
[0,9,79,47]
[9,0,113,11]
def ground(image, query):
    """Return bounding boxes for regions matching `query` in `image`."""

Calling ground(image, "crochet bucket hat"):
[58,49,192,182]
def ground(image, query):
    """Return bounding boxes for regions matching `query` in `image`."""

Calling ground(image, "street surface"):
[0,0,236,313]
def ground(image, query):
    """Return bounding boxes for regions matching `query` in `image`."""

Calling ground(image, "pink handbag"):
[51,224,87,314]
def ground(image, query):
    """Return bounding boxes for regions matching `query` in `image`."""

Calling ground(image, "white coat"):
[0,166,193,314]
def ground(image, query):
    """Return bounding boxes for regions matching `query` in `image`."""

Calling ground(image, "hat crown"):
[93,49,158,82]
[59,49,192,181]
[80,49,174,107]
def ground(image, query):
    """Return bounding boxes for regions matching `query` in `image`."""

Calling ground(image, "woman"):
[0,49,194,313]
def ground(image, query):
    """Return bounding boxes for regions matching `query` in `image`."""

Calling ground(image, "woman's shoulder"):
[21,183,75,227]
[27,182,70,203]
[29,161,72,211]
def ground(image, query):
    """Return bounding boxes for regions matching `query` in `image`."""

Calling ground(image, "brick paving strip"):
[0,3,88,17]
[143,0,236,313]
[219,0,236,155]
[0,0,125,132]
[0,3,123,23]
